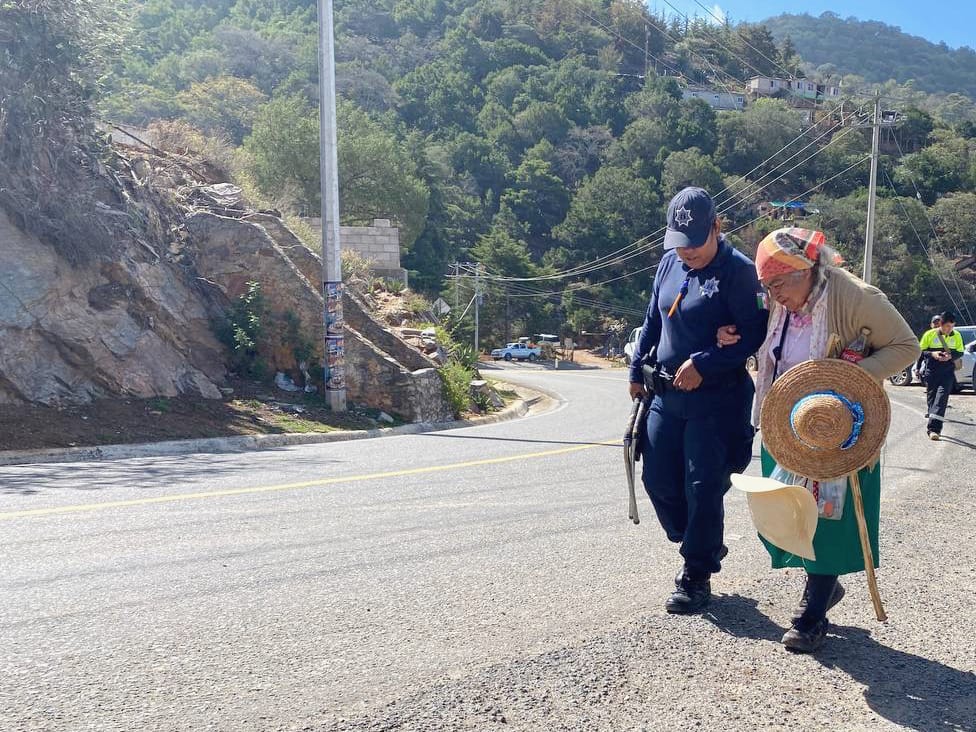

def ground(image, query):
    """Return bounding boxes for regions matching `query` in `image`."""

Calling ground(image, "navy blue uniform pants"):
[640,377,755,577]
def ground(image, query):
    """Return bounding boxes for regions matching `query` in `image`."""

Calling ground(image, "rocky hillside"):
[0,132,452,422]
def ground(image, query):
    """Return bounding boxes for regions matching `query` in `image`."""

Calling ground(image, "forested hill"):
[98,0,976,341]
[763,12,976,98]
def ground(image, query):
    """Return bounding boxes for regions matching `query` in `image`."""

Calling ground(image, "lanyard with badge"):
[667,275,691,319]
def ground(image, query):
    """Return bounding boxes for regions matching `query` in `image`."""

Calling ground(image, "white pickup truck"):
[491,342,541,361]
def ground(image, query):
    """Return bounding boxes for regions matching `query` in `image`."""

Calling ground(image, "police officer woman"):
[628,188,768,613]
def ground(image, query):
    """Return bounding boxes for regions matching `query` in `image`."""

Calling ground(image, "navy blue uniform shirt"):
[628,237,768,386]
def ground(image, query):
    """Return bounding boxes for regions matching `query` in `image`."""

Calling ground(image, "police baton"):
[623,398,641,524]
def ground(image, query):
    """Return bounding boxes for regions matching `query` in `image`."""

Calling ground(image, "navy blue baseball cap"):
[663,187,717,250]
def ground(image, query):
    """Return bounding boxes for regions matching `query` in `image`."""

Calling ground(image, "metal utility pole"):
[863,90,882,286]
[317,0,345,411]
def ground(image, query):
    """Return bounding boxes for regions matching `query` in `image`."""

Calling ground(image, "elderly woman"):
[719,227,919,652]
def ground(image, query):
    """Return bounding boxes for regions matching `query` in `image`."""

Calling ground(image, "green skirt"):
[759,446,880,576]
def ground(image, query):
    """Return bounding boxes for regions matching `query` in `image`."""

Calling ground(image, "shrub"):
[148,120,237,178]
[215,281,269,379]
[471,389,492,413]
[281,310,315,365]
[403,291,432,317]
[380,277,406,295]
[439,360,473,418]
[341,249,376,294]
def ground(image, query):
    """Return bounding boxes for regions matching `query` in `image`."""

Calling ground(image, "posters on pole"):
[324,281,345,391]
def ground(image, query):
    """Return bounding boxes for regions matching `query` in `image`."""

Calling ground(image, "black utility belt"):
[646,365,747,393]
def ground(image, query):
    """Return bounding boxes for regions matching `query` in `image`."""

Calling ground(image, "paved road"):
[1,367,974,731]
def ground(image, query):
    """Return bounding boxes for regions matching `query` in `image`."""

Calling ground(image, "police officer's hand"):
[629,381,646,400]
[673,358,703,391]
[716,324,741,347]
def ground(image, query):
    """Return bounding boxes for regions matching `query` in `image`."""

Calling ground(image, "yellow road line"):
[0,439,617,520]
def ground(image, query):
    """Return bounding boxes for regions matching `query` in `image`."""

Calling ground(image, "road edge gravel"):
[0,383,557,467]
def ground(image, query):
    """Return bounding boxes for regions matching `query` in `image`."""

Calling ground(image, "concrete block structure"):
[306,217,408,285]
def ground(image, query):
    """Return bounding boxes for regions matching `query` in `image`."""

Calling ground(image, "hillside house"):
[681,86,746,111]
[748,76,841,102]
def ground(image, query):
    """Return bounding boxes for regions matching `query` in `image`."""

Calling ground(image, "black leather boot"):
[666,572,711,614]
[782,617,829,653]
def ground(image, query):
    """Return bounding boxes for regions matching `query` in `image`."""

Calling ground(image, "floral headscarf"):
[755,227,840,281]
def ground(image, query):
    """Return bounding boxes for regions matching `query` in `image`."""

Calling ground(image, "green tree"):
[893,134,973,204]
[661,148,724,198]
[244,96,429,247]
[177,75,267,144]
[513,101,571,148]
[243,94,321,207]
[395,60,482,132]
[716,99,803,180]
[337,102,430,247]
[465,228,540,347]
[607,117,670,179]
[553,165,661,262]
[496,142,571,251]
[930,193,976,257]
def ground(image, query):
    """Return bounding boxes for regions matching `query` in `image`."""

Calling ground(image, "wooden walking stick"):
[849,470,887,622]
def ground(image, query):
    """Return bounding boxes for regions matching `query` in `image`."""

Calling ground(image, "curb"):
[0,383,552,467]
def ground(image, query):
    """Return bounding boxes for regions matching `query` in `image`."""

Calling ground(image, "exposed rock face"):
[0,174,452,422]
[0,208,225,405]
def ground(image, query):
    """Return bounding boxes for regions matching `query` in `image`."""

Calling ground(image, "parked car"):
[888,325,976,391]
[490,342,541,361]
[623,327,641,364]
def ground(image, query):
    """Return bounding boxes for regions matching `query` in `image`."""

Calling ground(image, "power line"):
[639,7,743,101]
[479,108,861,284]
[713,115,861,214]
[889,134,975,322]
[688,0,797,81]
[658,0,837,110]
[489,8,858,284]
[881,169,974,323]
[574,6,689,83]
[483,113,863,285]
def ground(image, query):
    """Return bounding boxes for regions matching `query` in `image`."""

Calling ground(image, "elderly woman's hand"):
[717,324,741,348]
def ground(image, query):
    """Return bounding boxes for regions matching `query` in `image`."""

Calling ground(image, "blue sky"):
[653,1,975,50]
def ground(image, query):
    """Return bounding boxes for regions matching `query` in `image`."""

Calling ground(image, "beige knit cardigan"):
[752,266,921,425]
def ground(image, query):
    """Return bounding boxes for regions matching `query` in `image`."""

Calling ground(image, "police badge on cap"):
[664,187,717,250]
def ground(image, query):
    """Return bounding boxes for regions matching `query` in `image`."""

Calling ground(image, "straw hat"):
[731,474,818,560]
[760,359,890,481]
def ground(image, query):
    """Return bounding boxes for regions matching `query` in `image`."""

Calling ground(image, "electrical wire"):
[483,10,859,284]
[479,114,863,284]
[889,134,975,322]
[688,0,798,81]
[478,103,862,283]
[723,155,872,238]
[881,169,974,323]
